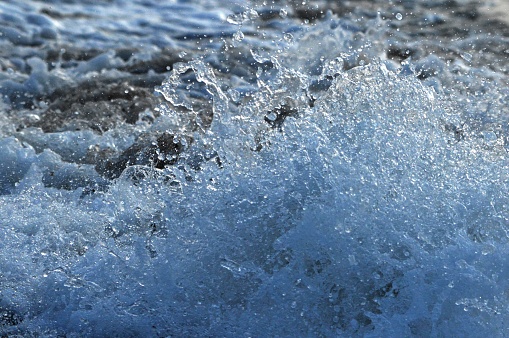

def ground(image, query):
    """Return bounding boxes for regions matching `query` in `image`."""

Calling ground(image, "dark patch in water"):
[32,80,161,133]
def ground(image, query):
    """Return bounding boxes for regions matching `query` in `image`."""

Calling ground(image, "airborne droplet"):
[283,33,294,44]
[233,30,244,42]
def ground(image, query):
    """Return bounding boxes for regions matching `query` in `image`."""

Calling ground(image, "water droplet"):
[283,33,294,44]
[233,31,244,42]
[395,13,403,20]
[227,13,243,25]
[279,9,288,18]
[228,88,240,102]
[244,9,259,21]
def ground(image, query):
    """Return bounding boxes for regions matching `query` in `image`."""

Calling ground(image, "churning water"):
[0,0,509,336]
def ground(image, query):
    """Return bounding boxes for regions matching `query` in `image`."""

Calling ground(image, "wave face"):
[1,0,509,336]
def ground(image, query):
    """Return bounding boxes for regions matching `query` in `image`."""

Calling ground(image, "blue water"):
[0,0,509,336]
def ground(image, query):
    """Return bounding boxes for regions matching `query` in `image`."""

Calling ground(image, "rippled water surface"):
[1,0,509,336]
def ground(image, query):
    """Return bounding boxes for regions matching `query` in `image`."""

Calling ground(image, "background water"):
[0,0,509,336]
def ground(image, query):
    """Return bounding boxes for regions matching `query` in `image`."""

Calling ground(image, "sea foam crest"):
[148,20,509,335]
